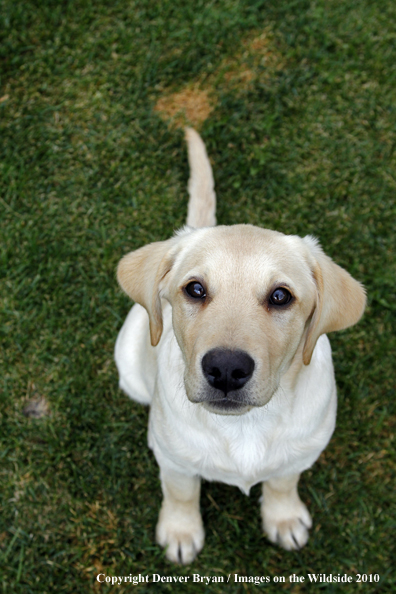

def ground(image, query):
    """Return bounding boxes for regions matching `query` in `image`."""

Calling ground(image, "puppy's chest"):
[192,421,308,493]
[197,429,275,493]
[151,404,312,494]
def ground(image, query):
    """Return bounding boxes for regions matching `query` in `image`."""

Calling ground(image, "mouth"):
[186,382,260,416]
[202,398,254,416]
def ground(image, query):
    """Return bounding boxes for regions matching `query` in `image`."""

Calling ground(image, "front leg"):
[261,473,312,550]
[156,468,204,564]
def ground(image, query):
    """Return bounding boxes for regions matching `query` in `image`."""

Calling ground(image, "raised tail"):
[185,128,216,228]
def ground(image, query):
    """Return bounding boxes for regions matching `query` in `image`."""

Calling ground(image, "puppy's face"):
[118,224,365,416]
[164,225,316,414]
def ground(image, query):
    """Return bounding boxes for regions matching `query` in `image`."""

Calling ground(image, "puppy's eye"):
[185,281,206,299]
[269,287,292,306]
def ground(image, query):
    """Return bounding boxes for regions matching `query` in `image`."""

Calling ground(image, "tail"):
[185,128,216,228]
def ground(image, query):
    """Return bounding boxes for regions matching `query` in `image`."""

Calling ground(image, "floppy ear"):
[302,236,366,365]
[117,238,177,346]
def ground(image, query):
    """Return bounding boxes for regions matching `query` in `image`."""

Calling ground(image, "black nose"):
[201,348,255,395]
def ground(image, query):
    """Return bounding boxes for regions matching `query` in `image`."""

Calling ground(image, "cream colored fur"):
[115,128,366,564]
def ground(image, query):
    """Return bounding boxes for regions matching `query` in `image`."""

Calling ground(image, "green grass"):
[1,0,395,592]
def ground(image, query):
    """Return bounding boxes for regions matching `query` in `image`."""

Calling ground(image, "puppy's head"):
[118,225,365,415]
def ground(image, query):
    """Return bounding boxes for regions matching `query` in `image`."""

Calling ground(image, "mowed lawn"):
[1,0,395,592]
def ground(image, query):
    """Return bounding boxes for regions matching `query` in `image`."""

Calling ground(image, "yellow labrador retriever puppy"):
[115,129,366,564]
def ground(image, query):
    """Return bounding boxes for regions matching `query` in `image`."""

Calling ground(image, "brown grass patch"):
[22,396,50,419]
[154,86,214,129]
[214,28,284,90]
[154,27,284,129]
[248,31,272,53]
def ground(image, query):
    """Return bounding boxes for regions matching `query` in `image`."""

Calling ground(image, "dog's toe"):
[156,514,204,564]
[261,497,312,551]
[276,516,310,550]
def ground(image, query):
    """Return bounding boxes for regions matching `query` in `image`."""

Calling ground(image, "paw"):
[261,498,312,550]
[156,508,205,564]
